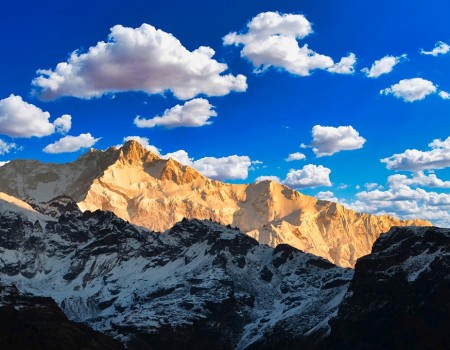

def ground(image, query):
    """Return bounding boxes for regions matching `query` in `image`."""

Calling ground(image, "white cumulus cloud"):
[439,91,450,100]
[388,172,450,189]
[316,190,338,202]
[286,152,306,162]
[162,149,192,166]
[256,175,282,183]
[283,164,332,189]
[43,133,100,153]
[381,137,450,171]
[355,146,450,226]
[0,161,9,167]
[0,94,71,137]
[380,78,437,102]
[364,183,382,191]
[53,114,72,134]
[421,41,450,56]
[134,98,217,128]
[33,23,247,100]
[327,53,357,75]
[191,156,251,181]
[361,54,406,78]
[169,152,252,181]
[349,177,450,227]
[161,148,252,181]
[304,125,366,157]
[224,11,352,76]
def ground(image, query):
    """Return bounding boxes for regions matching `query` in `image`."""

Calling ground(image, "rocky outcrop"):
[0,283,124,350]
[0,140,430,267]
[328,226,450,350]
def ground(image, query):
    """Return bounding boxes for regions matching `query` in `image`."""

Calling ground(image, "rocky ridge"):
[0,283,124,350]
[0,193,448,349]
[328,226,450,349]
[0,140,430,268]
[0,193,352,349]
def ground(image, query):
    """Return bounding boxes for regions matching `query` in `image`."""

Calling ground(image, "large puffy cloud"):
[0,139,19,155]
[165,150,251,180]
[33,24,247,100]
[0,161,9,167]
[0,94,71,137]
[224,12,355,76]
[192,156,251,180]
[283,164,332,189]
[303,125,366,157]
[134,98,217,128]
[361,54,406,78]
[421,41,450,56]
[381,137,450,171]
[43,133,100,153]
[380,78,437,102]
[120,137,252,181]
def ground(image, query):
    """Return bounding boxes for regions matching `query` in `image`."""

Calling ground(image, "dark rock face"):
[2,196,448,350]
[328,226,450,350]
[0,283,124,350]
[26,195,82,218]
[0,198,352,349]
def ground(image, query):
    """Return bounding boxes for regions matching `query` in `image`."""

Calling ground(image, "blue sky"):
[1,0,450,225]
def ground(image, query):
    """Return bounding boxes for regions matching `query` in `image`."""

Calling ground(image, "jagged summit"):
[91,140,205,184]
[0,140,431,267]
[118,140,160,164]
[121,139,148,156]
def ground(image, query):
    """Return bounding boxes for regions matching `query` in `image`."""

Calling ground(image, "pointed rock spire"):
[118,140,161,164]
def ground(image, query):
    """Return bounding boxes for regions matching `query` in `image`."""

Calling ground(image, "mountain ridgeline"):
[0,194,352,349]
[0,194,448,349]
[0,140,430,268]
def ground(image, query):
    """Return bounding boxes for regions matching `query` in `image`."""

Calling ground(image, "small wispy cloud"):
[361,54,406,78]
[421,41,450,56]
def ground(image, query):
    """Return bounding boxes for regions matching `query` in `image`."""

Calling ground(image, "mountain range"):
[0,193,448,349]
[0,140,446,349]
[0,140,430,268]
